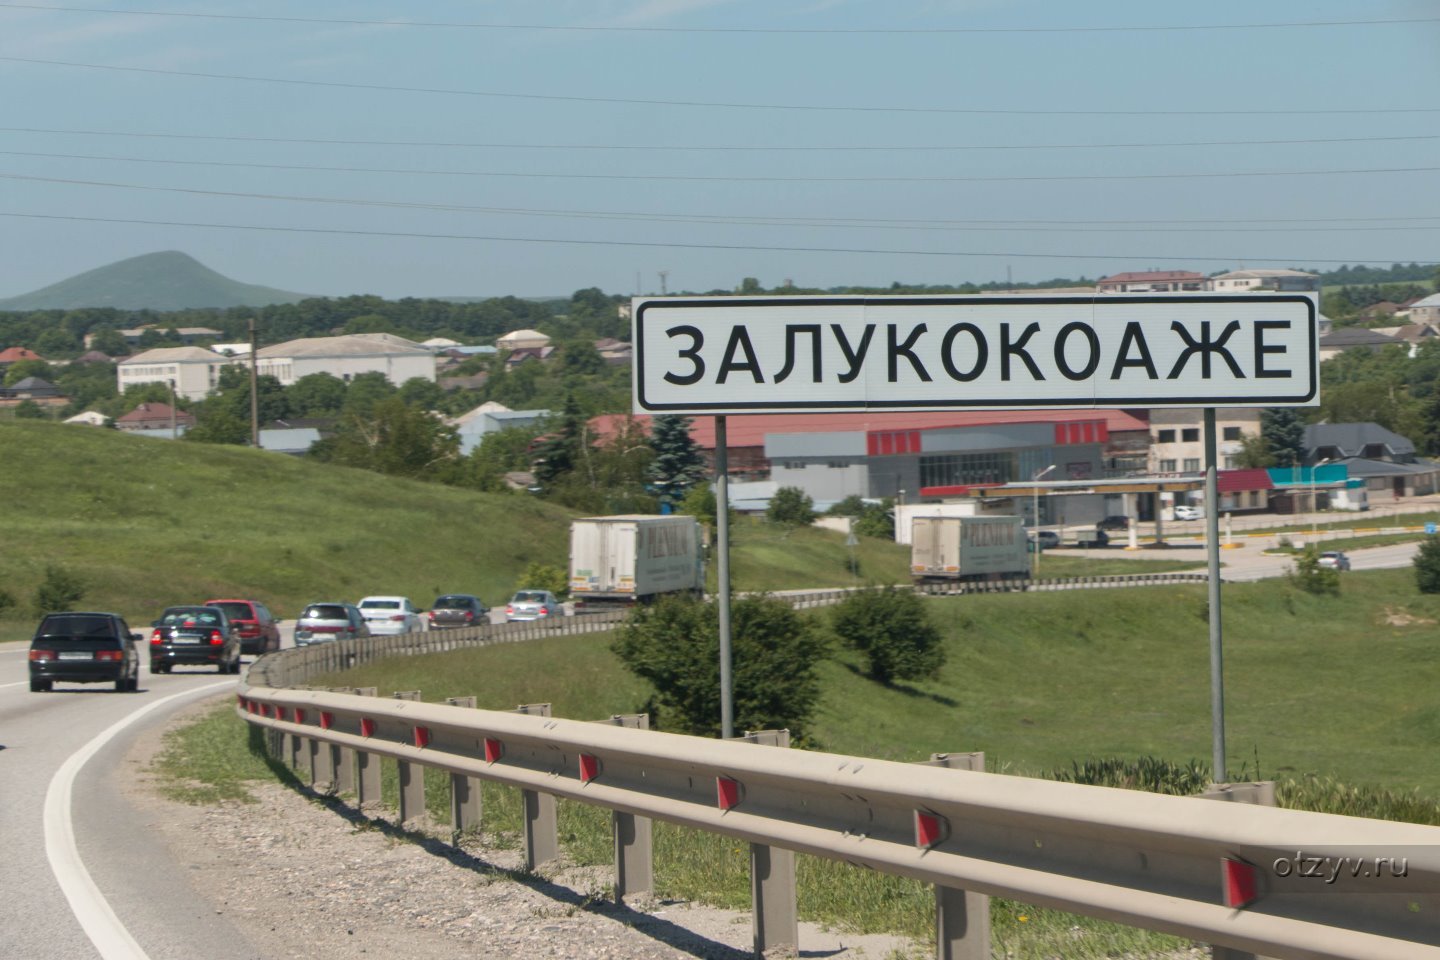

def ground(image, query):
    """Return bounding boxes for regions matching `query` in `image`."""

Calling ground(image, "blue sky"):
[1,0,1437,300]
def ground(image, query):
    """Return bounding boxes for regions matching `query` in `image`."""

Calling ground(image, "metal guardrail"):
[238,681,1440,960]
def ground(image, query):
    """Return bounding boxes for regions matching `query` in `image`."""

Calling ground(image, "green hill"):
[0,251,311,311]
[0,421,574,637]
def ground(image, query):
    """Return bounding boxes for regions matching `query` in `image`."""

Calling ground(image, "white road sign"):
[633,294,1318,413]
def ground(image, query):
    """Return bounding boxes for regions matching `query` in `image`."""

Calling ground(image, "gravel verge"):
[125,696,918,960]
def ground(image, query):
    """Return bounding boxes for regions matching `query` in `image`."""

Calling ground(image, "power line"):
[5,57,1438,117]
[5,148,1440,184]
[2,211,1418,265]
[2,4,1435,34]
[4,124,1436,154]
[5,171,1439,234]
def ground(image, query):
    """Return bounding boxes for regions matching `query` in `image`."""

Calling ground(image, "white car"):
[357,595,423,636]
[1173,505,1204,521]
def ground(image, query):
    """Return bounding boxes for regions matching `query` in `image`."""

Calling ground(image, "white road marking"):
[0,680,30,689]
[44,680,234,960]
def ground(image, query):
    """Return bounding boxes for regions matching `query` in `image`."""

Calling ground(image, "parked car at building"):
[204,597,281,656]
[1318,550,1352,571]
[150,605,241,674]
[1173,505,1205,521]
[1074,528,1111,549]
[29,611,141,692]
[1027,530,1060,551]
[294,602,370,646]
[357,595,423,635]
[1097,515,1132,531]
[428,594,489,629]
[506,590,562,622]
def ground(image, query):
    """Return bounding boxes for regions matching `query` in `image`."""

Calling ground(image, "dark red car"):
[204,598,281,656]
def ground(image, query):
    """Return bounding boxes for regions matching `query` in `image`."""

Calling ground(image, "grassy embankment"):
[0,419,1201,643]
[160,566,1440,956]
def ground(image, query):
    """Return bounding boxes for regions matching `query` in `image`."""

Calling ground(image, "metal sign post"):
[1203,409,1226,782]
[715,415,734,740]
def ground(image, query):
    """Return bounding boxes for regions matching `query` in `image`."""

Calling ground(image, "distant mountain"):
[0,251,313,311]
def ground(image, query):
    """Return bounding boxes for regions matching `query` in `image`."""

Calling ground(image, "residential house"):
[0,376,67,409]
[504,345,556,367]
[1208,269,1321,293]
[1373,323,1440,356]
[0,346,42,369]
[114,402,196,437]
[1096,271,1207,293]
[1303,422,1440,502]
[496,329,551,352]
[447,401,550,455]
[594,338,633,366]
[256,333,435,387]
[73,350,116,364]
[259,417,334,456]
[1411,293,1440,326]
[1317,327,1402,361]
[117,346,234,400]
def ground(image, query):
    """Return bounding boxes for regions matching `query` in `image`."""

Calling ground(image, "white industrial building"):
[116,346,234,400]
[256,333,436,387]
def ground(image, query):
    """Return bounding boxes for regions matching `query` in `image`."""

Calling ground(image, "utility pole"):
[658,270,669,296]
[167,379,177,439]
[248,316,260,448]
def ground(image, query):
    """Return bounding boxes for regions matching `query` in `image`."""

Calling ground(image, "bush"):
[1415,536,1440,594]
[611,594,829,740]
[33,564,85,616]
[516,562,567,598]
[831,587,945,684]
[766,486,816,526]
[1290,546,1340,596]
[0,587,14,617]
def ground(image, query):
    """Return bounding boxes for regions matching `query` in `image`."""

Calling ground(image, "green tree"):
[532,393,585,488]
[312,396,460,480]
[87,328,129,357]
[1232,432,1276,469]
[4,359,56,386]
[611,594,829,740]
[341,371,397,417]
[1261,409,1307,467]
[766,486,817,526]
[1291,546,1340,596]
[14,399,46,419]
[516,562,568,597]
[831,587,945,684]
[286,372,347,417]
[647,414,707,507]
[1415,537,1440,594]
[33,564,85,616]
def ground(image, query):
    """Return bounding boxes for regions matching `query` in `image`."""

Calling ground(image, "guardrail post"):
[393,690,425,826]
[514,703,558,868]
[327,687,354,794]
[1202,781,1276,960]
[922,752,990,960]
[352,687,381,808]
[595,713,653,902]
[445,695,483,836]
[734,729,798,957]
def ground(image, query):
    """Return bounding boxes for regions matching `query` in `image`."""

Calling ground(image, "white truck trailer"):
[569,515,704,607]
[910,515,1030,583]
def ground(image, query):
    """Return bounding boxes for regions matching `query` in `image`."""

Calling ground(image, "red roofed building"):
[114,402,196,436]
[0,346,43,367]
[1096,271,1206,294]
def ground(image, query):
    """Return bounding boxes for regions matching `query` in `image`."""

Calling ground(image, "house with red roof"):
[114,402,196,437]
[0,346,42,368]
[1096,271,1207,294]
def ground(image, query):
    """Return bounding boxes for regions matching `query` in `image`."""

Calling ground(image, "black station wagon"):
[29,611,141,692]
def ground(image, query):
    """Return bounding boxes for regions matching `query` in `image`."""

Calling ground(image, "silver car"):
[294,602,370,646]
[506,590,562,622]
[357,596,424,636]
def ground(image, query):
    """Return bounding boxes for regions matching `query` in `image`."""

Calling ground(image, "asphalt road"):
[0,535,1423,959]
[0,638,283,960]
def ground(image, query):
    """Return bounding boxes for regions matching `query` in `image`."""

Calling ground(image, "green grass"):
[165,568,1440,956]
[0,420,1202,644]
[150,701,294,804]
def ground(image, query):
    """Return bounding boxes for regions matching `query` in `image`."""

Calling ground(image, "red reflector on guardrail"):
[295,709,306,725]
[717,777,741,810]
[484,738,503,762]
[915,810,948,849]
[236,695,246,709]
[414,726,430,748]
[320,712,334,730]
[579,754,600,783]
[360,718,375,737]
[260,704,271,718]
[275,706,287,722]
[1223,858,1259,908]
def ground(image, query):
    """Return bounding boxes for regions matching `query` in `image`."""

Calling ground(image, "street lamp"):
[1032,464,1057,574]
[1310,458,1333,541]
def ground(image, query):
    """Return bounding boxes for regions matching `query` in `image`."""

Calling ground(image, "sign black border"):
[633,294,1318,412]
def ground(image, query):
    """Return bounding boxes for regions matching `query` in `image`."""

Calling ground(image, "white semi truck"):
[569,514,705,608]
[909,515,1030,583]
